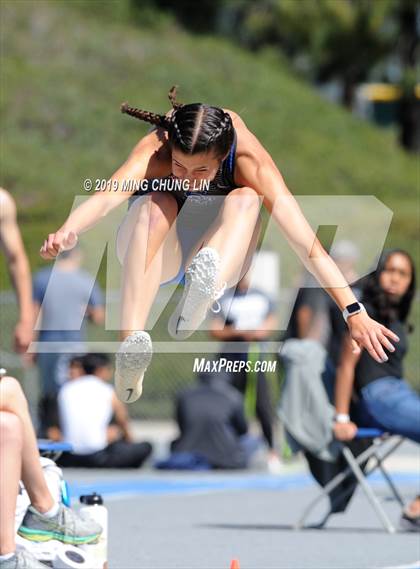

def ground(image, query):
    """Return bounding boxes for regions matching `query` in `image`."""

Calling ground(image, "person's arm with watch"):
[333,332,363,441]
[310,278,398,362]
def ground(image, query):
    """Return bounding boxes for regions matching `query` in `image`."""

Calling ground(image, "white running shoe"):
[115,331,153,403]
[168,247,226,340]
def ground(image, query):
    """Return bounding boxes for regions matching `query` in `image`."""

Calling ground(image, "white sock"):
[0,552,15,561]
[31,501,60,518]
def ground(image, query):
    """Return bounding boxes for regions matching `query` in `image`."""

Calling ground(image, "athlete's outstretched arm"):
[40,130,171,259]
[231,113,399,363]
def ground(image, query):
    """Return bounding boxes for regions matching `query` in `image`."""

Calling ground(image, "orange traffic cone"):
[230,560,240,569]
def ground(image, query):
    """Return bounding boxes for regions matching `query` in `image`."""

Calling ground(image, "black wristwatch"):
[342,302,365,323]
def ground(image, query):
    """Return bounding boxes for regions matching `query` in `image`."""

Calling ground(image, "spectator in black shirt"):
[167,371,252,470]
[333,249,419,530]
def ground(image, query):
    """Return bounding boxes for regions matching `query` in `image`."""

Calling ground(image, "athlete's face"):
[379,253,412,300]
[171,149,222,182]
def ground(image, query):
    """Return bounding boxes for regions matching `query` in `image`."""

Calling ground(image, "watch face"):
[347,302,361,314]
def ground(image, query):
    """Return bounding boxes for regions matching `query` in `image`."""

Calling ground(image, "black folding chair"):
[295,428,405,533]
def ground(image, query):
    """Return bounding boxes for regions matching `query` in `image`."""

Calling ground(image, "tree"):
[225,0,397,107]
[220,0,419,151]
[395,0,419,151]
[136,0,225,32]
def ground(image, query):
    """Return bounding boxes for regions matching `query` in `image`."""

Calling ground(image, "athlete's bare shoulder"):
[224,109,275,173]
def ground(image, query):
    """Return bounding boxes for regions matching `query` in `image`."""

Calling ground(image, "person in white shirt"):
[57,354,152,468]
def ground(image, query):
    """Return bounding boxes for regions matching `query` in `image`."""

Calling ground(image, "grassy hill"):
[1,0,417,264]
[1,1,418,405]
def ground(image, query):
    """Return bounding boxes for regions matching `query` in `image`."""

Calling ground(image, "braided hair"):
[121,86,234,160]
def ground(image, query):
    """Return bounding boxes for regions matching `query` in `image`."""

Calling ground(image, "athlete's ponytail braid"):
[168,85,184,111]
[120,102,170,129]
[121,86,234,159]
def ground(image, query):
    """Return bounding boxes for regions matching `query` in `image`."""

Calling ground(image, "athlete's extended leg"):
[115,192,182,402]
[169,187,261,339]
[117,193,182,336]
[203,187,262,287]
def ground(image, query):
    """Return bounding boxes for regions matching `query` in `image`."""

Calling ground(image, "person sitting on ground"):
[57,354,152,468]
[0,373,102,569]
[160,370,257,470]
[333,248,419,531]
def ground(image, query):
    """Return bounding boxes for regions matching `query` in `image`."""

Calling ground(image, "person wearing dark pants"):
[58,440,152,469]
[210,270,281,472]
[333,249,419,531]
[226,350,274,451]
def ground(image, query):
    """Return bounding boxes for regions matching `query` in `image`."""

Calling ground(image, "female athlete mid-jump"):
[40,86,399,403]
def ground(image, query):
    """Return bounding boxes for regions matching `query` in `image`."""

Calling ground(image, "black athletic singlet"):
[129,129,238,213]
[355,302,408,391]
